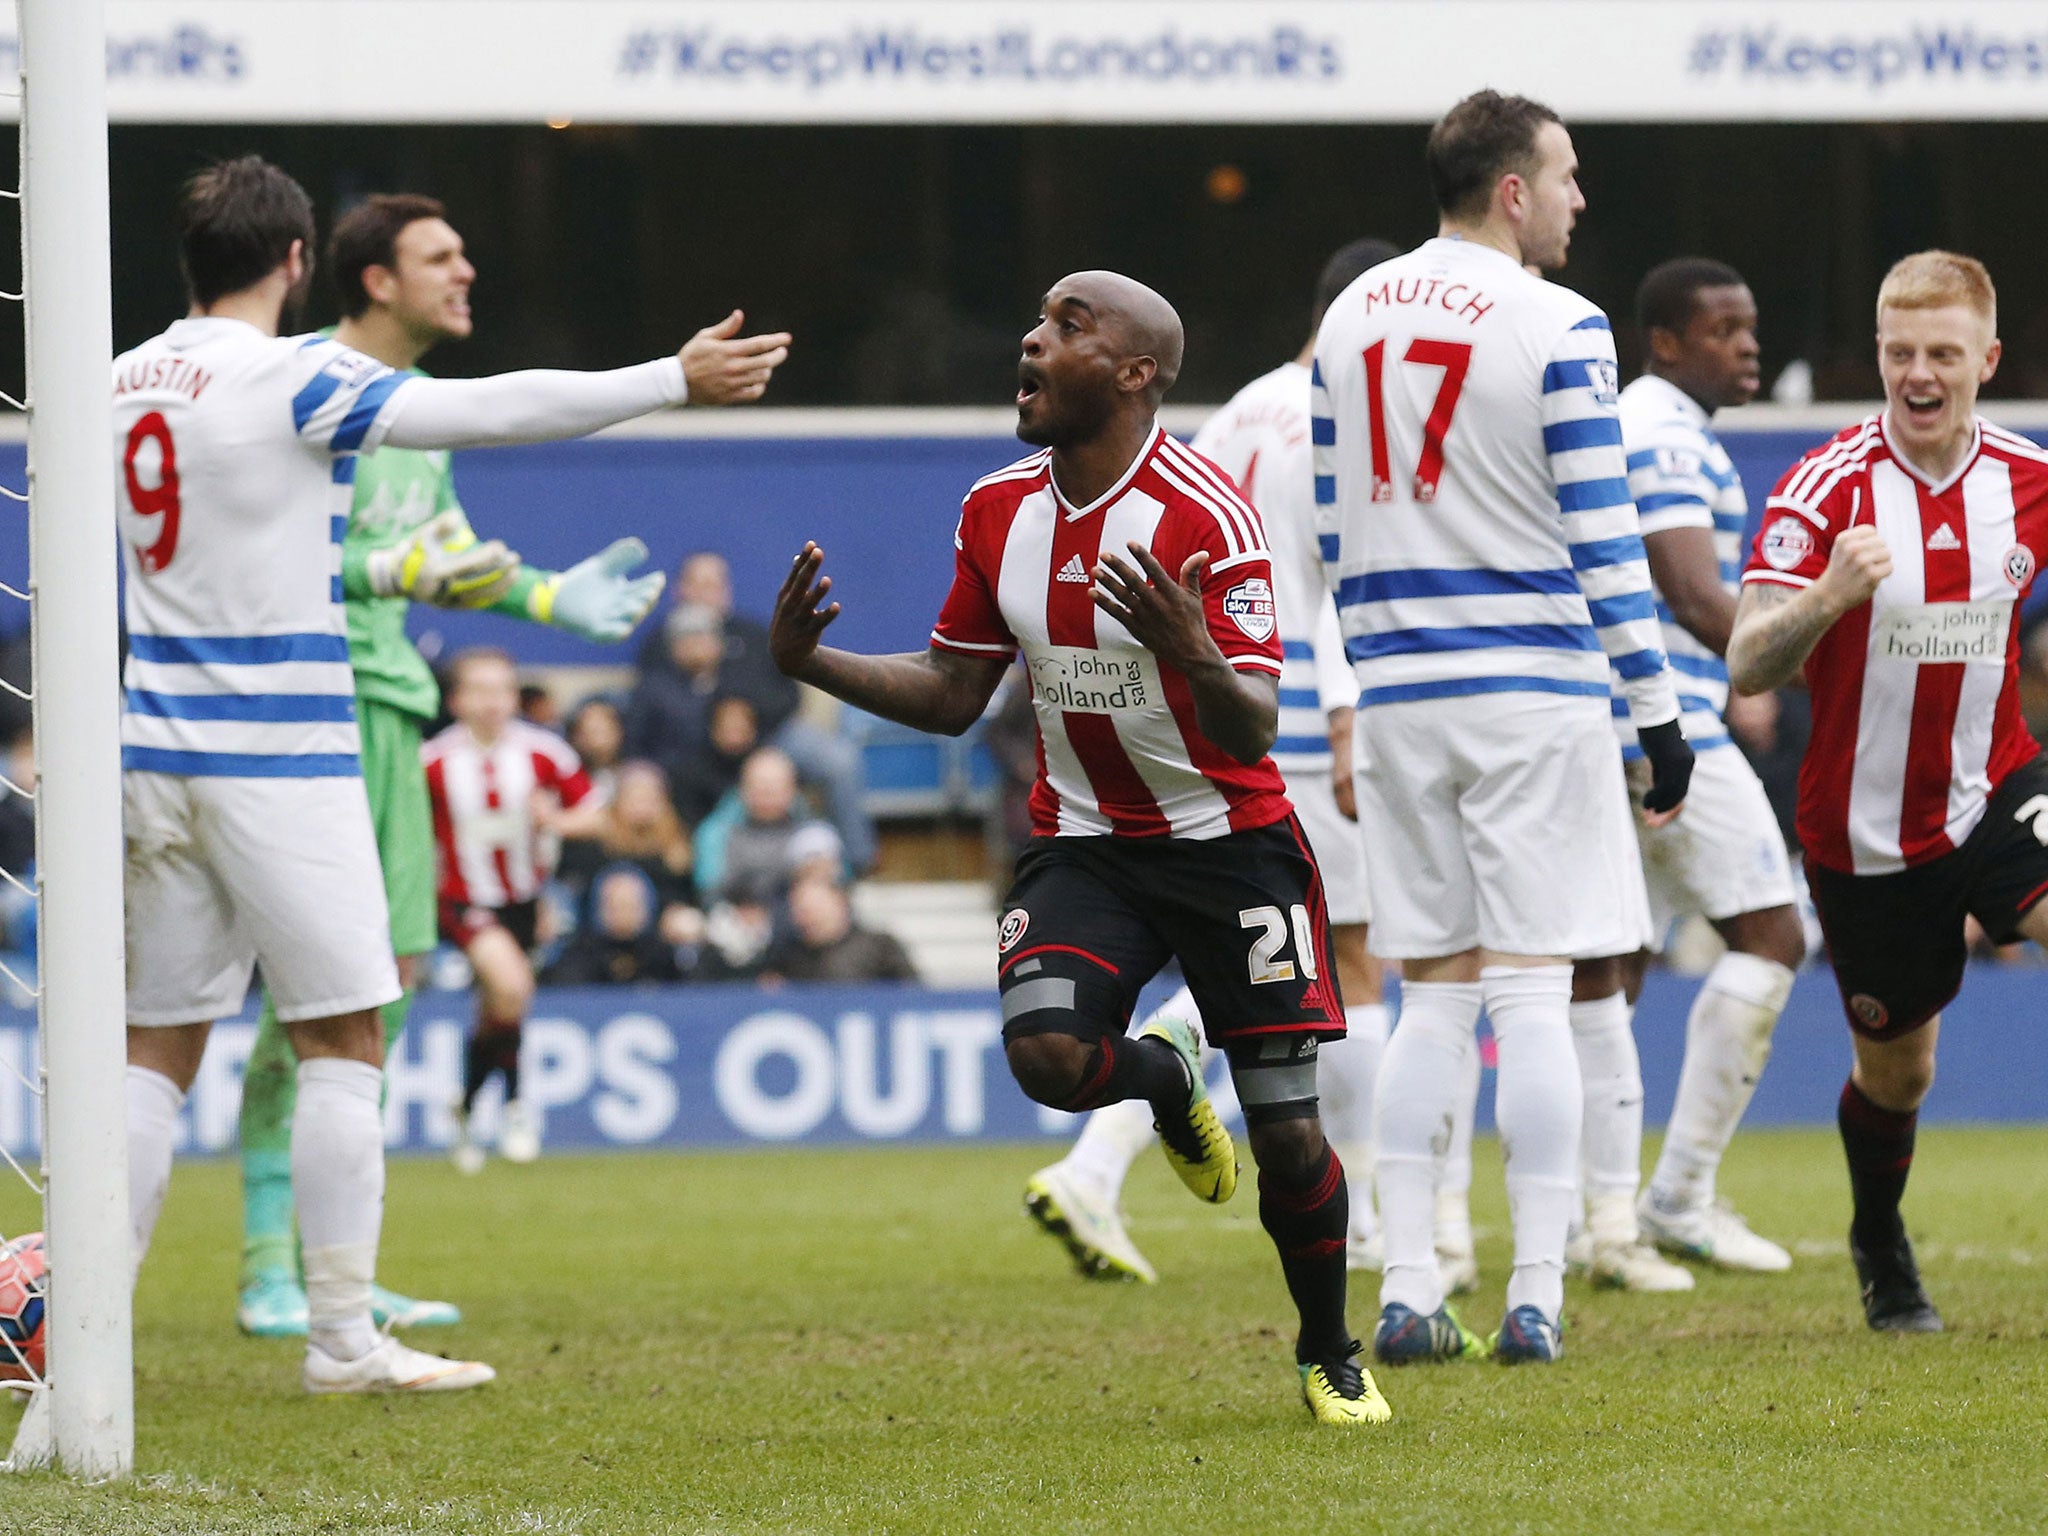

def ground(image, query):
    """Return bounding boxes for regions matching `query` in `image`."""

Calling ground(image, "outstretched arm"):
[1728,526,1892,694]
[378,312,792,451]
[770,543,1009,737]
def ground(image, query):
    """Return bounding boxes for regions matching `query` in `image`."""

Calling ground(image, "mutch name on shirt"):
[1353,275,1494,326]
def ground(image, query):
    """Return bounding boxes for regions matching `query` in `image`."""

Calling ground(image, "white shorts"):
[124,772,401,1026]
[1633,743,1797,945]
[1284,767,1371,927]
[1354,693,1650,961]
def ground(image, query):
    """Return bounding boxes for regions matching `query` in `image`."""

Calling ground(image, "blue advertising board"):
[0,967,2038,1162]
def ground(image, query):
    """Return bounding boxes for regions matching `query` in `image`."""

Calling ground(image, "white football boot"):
[449,1101,485,1176]
[498,1100,541,1165]
[1637,1192,1792,1273]
[1587,1193,1694,1292]
[1023,1162,1157,1283]
[305,1334,495,1394]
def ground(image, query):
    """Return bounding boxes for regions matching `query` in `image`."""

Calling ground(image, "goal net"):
[2,0,132,1480]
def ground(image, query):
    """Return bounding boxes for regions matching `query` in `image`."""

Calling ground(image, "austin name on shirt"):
[1873,599,2013,664]
[1030,647,1158,712]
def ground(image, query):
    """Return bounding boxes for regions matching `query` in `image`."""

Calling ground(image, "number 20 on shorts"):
[1241,904,1318,986]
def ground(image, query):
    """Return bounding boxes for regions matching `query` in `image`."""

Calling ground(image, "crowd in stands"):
[442,553,909,989]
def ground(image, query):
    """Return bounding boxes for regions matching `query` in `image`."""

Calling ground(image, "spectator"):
[565,696,628,804]
[695,746,844,906]
[543,864,683,985]
[519,681,560,731]
[763,873,919,983]
[555,759,704,950]
[668,694,759,826]
[623,601,724,782]
[639,551,876,872]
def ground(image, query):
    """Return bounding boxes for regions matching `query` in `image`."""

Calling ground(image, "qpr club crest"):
[1223,577,1277,643]
[2004,544,2036,590]
[1760,516,1816,572]
[998,908,1030,953]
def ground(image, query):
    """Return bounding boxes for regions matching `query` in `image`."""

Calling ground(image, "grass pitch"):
[4,1128,2048,1534]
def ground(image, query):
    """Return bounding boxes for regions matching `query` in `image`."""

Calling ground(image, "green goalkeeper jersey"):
[333,356,550,721]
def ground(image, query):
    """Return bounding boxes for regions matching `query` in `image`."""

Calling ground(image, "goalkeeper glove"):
[1638,718,1696,817]
[365,511,520,609]
[529,537,666,643]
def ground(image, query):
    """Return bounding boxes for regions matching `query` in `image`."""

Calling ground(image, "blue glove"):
[533,537,666,643]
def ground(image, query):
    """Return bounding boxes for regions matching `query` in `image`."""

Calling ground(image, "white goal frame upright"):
[6,0,132,1480]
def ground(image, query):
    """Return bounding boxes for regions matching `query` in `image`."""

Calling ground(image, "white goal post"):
[5,0,133,1480]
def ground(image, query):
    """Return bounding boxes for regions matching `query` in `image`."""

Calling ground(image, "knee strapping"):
[1226,1036,1321,1127]
[999,951,1126,1043]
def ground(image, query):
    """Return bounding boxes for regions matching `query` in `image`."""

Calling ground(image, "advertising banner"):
[0,969,2039,1164]
[8,2,2048,125]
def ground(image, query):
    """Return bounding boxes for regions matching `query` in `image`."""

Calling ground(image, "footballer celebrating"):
[234,193,675,1338]
[770,271,1391,1427]
[1020,237,1401,1287]
[1729,251,2048,1333]
[115,157,787,1394]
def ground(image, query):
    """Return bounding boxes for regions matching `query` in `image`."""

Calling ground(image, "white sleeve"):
[1312,593,1353,716]
[378,357,688,451]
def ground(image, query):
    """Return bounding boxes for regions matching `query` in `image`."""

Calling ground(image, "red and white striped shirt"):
[1743,413,2048,875]
[423,719,593,907]
[931,425,1291,840]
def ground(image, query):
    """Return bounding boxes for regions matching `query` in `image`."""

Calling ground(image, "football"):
[0,1230,48,1382]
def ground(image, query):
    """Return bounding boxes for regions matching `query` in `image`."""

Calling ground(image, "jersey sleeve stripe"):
[1741,569,1812,589]
[1311,415,1335,446]
[1608,646,1667,680]
[1634,491,1713,514]
[1570,315,1612,332]
[124,689,358,723]
[128,632,351,665]
[1568,534,1648,571]
[928,631,1015,655]
[329,373,409,454]
[1359,675,1611,707]
[1543,417,1624,455]
[1542,359,1605,394]
[1587,590,1658,628]
[290,371,345,432]
[1314,474,1336,506]
[1555,476,1633,513]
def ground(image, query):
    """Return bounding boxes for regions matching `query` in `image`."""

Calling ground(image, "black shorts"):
[995,815,1345,1049]
[440,896,540,954]
[1809,755,2048,1040]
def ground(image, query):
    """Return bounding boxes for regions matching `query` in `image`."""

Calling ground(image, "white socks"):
[126,1065,185,1279]
[1484,966,1579,1321]
[1375,981,1481,1317]
[1648,952,1794,1212]
[1570,990,1644,1246]
[293,1057,386,1362]
[1321,1002,1389,1243]
[1436,1030,1481,1257]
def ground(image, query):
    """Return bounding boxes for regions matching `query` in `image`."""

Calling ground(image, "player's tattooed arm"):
[1727,525,1893,694]
[770,542,1008,736]
[1091,543,1279,766]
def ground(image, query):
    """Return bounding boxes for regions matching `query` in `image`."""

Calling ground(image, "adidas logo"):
[1299,982,1329,1014]
[1056,554,1090,583]
[1927,523,1961,551]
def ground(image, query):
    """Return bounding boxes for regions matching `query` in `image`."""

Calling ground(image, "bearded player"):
[770,271,1391,1426]
[1729,250,2048,1332]
[231,194,691,1335]
[118,157,787,1392]
[1020,237,1400,1286]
